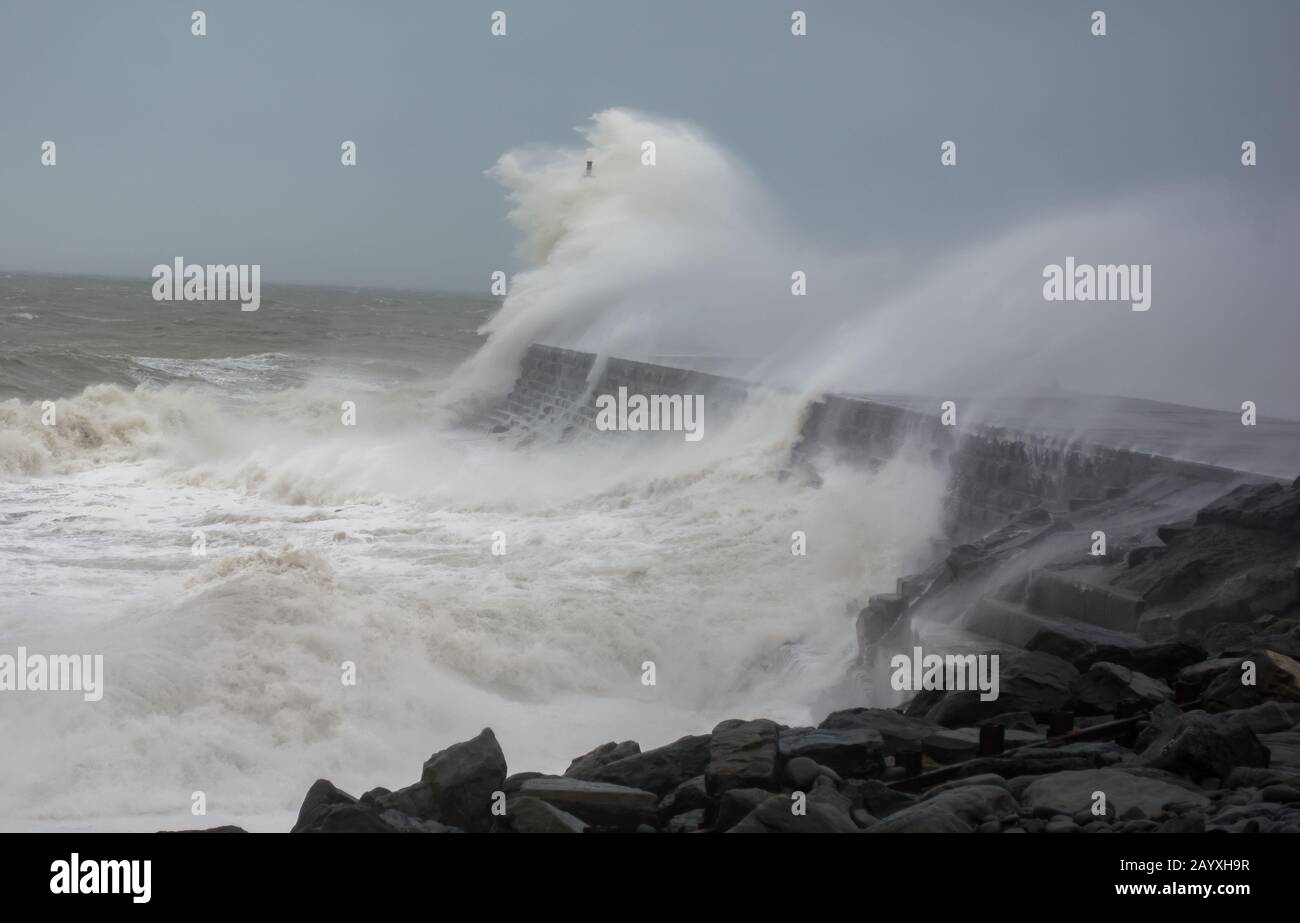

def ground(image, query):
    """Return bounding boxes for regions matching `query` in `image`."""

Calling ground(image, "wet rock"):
[1156,812,1206,833]
[517,778,657,831]
[926,651,1078,726]
[565,740,640,778]
[1196,482,1300,532]
[1203,650,1300,712]
[716,787,770,831]
[1202,623,1255,657]
[920,774,1011,799]
[657,775,711,822]
[728,794,859,833]
[868,785,1018,834]
[858,593,908,646]
[841,778,918,818]
[1072,662,1173,715]
[292,780,359,833]
[1139,710,1270,781]
[1223,701,1296,734]
[807,775,853,815]
[500,796,588,833]
[377,810,461,833]
[784,756,841,790]
[1176,657,1242,693]
[778,726,885,778]
[581,734,711,798]
[502,772,551,793]
[420,728,508,833]
[1025,621,1199,679]
[818,707,937,754]
[706,719,780,795]
[1022,769,1209,817]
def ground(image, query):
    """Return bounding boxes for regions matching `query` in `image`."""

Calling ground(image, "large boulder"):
[1203,650,1300,712]
[1139,710,1270,781]
[500,796,588,833]
[292,779,357,832]
[927,651,1078,726]
[1026,621,1200,678]
[517,778,657,830]
[777,726,886,779]
[728,794,859,833]
[818,707,937,754]
[565,740,640,778]
[841,779,918,818]
[716,787,771,831]
[419,727,508,833]
[867,785,1018,834]
[657,775,712,824]
[706,719,780,795]
[580,734,711,798]
[1196,481,1300,532]
[1071,662,1173,715]
[1021,768,1208,817]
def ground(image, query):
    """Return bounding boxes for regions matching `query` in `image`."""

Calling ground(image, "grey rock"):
[778,726,885,779]
[1022,769,1210,817]
[1139,710,1270,781]
[1177,658,1243,691]
[841,778,918,818]
[728,794,858,833]
[1204,650,1300,712]
[501,795,588,833]
[927,651,1079,726]
[868,785,1018,834]
[657,775,711,822]
[565,740,640,778]
[420,727,508,833]
[582,734,711,798]
[706,718,780,795]
[292,779,357,833]
[784,756,841,790]
[716,787,770,831]
[818,707,937,754]
[518,777,657,830]
[1224,701,1295,734]
[377,810,460,833]
[1157,812,1206,833]
[1072,662,1173,715]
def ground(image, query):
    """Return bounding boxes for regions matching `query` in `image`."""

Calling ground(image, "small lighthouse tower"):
[584,159,593,178]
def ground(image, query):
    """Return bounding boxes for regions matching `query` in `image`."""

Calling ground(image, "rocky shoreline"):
[187,478,1300,833]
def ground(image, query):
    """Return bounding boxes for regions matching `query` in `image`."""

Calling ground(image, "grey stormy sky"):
[1,0,1297,291]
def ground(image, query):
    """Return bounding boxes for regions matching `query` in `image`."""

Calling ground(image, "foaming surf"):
[0,351,946,830]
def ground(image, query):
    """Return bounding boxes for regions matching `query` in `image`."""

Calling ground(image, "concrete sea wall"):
[492,343,1247,538]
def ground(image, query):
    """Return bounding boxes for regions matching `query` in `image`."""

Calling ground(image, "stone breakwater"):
[176,350,1300,833]
[491,344,1252,539]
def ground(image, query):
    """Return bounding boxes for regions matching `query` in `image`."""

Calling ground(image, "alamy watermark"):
[0,647,103,701]
[890,646,1000,701]
[50,854,150,903]
[1042,257,1150,312]
[594,386,704,442]
[152,257,261,311]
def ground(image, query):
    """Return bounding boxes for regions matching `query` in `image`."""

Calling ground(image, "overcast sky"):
[2,0,1297,291]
